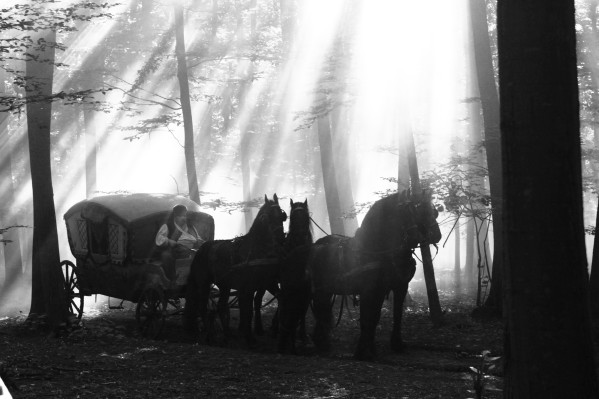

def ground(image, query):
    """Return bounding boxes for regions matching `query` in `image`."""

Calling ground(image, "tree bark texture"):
[470,0,504,315]
[498,0,599,396]
[174,3,200,204]
[26,30,68,326]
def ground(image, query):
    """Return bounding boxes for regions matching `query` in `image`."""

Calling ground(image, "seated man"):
[155,204,205,281]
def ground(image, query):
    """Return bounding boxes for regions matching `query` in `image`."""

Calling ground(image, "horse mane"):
[247,198,272,236]
[355,190,410,250]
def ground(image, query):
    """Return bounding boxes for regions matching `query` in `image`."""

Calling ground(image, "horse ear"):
[264,194,269,203]
[290,198,293,208]
[304,198,308,206]
[274,193,279,203]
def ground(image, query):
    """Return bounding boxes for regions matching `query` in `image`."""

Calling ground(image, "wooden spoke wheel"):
[136,288,166,339]
[61,260,84,320]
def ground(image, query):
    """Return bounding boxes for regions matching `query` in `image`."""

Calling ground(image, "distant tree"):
[498,0,599,395]
[0,70,24,310]
[317,109,346,235]
[469,0,503,317]
[174,2,201,204]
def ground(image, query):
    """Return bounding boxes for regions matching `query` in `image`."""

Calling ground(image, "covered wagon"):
[62,193,214,337]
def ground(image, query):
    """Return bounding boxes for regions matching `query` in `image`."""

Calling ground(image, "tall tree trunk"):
[470,0,503,316]
[174,3,200,204]
[406,130,443,326]
[318,114,345,235]
[586,0,599,317]
[26,30,68,328]
[498,0,599,395]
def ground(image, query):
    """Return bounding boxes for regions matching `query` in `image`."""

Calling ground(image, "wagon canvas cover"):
[63,193,214,301]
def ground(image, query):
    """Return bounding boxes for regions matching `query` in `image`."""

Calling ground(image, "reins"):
[309,215,331,236]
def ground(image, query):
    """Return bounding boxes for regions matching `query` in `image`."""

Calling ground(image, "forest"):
[0,0,598,398]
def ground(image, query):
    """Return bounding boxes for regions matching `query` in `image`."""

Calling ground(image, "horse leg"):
[238,291,257,347]
[354,289,386,361]
[183,265,210,340]
[391,282,410,352]
[276,286,299,355]
[391,259,416,352]
[216,287,231,345]
[311,291,333,352]
[254,288,265,336]
[268,284,281,336]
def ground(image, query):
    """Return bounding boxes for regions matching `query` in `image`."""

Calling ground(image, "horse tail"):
[183,243,209,334]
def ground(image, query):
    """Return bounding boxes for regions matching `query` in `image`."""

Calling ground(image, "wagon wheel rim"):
[61,260,84,320]
[136,288,166,339]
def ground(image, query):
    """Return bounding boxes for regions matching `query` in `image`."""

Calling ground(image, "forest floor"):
[0,281,505,399]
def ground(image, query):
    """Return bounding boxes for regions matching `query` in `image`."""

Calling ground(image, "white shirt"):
[155,223,204,249]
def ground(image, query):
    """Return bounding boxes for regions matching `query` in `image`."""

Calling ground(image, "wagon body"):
[62,193,214,336]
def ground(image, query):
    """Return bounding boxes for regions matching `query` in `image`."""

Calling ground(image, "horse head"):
[411,188,442,246]
[258,193,287,246]
[357,191,421,254]
[287,198,312,246]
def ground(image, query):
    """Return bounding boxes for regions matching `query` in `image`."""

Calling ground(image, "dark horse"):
[183,194,287,346]
[308,189,442,360]
[275,199,313,354]
[250,199,313,346]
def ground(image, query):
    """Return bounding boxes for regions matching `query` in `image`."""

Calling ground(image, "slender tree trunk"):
[499,0,599,395]
[465,217,475,287]
[331,107,358,235]
[174,3,200,204]
[470,0,503,316]
[454,221,461,285]
[83,109,97,198]
[26,30,68,328]
[317,114,345,235]
[406,130,443,326]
